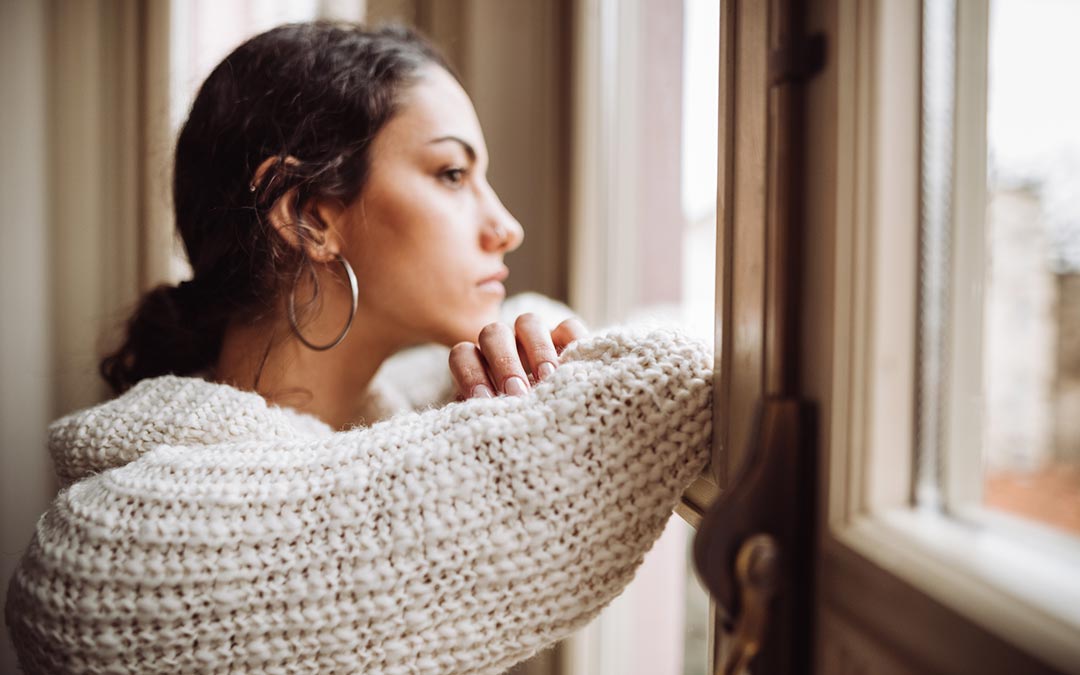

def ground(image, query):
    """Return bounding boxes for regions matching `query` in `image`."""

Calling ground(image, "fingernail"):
[471,384,494,399]
[537,361,556,381]
[504,376,529,396]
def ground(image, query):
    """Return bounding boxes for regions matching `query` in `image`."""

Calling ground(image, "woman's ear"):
[252,155,345,264]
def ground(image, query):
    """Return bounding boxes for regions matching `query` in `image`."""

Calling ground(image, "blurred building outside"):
[981,0,1080,535]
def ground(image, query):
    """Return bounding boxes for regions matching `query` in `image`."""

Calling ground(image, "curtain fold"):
[48,0,174,414]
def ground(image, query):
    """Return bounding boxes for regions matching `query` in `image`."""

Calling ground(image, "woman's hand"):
[450,314,589,400]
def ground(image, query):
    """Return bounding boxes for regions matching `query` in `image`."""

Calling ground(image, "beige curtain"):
[0,1,171,670]
[49,0,174,413]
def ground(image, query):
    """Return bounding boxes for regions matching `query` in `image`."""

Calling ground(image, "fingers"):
[449,342,495,399]
[450,315,590,400]
[551,317,588,355]
[514,313,560,384]
[478,322,531,396]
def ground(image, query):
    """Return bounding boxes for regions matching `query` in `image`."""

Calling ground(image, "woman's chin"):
[435,316,496,347]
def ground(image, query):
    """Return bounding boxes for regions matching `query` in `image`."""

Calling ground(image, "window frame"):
[811,0,1080,671]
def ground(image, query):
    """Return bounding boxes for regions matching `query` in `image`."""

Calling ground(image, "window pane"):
[982,0,1080,535]
[918,0,1080,537]
[570,0,716,672]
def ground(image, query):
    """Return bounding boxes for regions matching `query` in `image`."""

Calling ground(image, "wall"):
[983,187,1057,470]
[0,2,55,671]
[1054,272,1080,461]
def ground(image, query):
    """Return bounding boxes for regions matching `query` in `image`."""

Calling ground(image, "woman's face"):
[339,64,524,348]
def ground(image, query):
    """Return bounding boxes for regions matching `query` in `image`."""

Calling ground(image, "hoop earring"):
[287,253,358,351]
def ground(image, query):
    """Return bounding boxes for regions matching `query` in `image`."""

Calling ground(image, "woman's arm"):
[6,327,712,675]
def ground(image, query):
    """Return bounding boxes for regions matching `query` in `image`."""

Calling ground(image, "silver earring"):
[250,171,278,195]
[287,253,358,351]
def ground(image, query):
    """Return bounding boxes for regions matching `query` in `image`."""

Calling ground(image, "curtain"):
[48,0,174,413]
[1,1,172,670]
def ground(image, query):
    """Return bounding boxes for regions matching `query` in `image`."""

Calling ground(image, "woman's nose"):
[481,189,524,253]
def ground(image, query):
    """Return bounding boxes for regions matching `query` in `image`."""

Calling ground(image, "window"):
[917,0,1080,573]
[566,0,718,673]
[970,0,1080,536]
[815,0,1080,669]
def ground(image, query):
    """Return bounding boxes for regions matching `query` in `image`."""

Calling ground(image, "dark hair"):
[100,21,452,395]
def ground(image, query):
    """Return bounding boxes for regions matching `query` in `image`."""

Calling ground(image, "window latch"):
[693,398,817,674]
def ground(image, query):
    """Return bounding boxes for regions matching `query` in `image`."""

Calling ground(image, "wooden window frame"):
[807,0,1080,671]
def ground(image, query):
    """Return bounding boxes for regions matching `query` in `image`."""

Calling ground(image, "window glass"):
[917,0,1080,537]
[578,0,717,673]
[981,0,1080,535]
[170,0,329,134]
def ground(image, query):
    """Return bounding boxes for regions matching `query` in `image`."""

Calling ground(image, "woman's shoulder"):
[47,374,334,488]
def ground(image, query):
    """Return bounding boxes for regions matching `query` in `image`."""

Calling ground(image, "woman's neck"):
[212,310,403,432]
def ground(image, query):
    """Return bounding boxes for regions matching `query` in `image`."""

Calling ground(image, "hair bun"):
[174,278,197,300]
[99,279,224,394]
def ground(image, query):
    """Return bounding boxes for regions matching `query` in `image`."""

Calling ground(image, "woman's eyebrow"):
[427,135,477,163]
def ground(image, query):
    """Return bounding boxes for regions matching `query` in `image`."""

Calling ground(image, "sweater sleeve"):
[5,327,713,675]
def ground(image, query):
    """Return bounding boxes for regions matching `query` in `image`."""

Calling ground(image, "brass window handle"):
[722,534,780,675]
[693,399,816,675]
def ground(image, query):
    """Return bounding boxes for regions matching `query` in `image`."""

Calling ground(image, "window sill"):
[834,507,1080,673]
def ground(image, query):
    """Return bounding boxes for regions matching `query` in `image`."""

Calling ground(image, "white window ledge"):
[836,508,1080,672]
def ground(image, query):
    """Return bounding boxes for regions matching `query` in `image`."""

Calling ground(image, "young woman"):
[5,22,713,674]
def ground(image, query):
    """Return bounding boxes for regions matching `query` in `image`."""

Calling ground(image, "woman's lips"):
[477,279,506,297]
[478,266,509,284]
[477,266,509,296]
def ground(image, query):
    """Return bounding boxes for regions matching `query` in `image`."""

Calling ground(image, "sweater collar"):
[46,375,335,488]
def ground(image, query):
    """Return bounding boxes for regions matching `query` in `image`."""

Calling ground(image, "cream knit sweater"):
[5,323,713,675]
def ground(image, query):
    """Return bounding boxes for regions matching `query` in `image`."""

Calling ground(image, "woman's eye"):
[440,167,466,187]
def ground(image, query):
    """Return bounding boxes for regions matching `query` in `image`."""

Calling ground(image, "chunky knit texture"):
[6,325,713,674]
